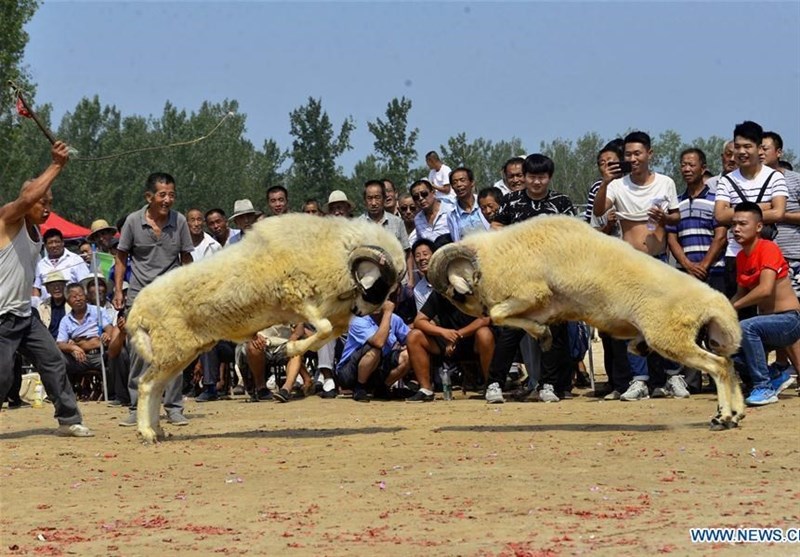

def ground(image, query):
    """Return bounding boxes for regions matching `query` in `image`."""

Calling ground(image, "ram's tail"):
[125,304,154,364]
[703,300,742,357]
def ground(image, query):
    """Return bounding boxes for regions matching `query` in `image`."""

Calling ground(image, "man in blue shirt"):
[667,148,727,294]
[336,300,409,402]
[446,167,491,242]
[57,283,115,380]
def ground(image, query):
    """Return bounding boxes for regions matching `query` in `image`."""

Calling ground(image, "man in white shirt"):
[593,131,687,402]
[33,228,90,305]
[425,151,455,202]
[714,121,787,298]
[186,209,222,261]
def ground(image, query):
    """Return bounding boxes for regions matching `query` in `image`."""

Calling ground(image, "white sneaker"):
[266,375,277,391]
[651,387,668,399]
[620,380,649,401]
[665,375,690,398]
[56,423,95,437]
[538,383,560,403]
[485,382,505,404]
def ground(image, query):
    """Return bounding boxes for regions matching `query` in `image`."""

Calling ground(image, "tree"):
[539,132,605,204]
[367,97,419,190]
[288,97,354,205]
[440,133,525,189]
[0,0,41,188]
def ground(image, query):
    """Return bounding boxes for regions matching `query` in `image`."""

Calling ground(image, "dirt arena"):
[1,356,799,557]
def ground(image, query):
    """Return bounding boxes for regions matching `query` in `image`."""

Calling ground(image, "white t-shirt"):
[715,165,788,257]
[606,172,679,222]
[429,164,456,202]
[191,232,222,261]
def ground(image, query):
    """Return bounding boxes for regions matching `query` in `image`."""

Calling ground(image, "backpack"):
[723,171,779,240]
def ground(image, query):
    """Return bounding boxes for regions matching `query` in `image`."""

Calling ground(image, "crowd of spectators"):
[4,121,798,427]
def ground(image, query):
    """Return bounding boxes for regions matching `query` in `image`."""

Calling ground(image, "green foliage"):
[367,97,419,190]
[288,97,354,207]
[440,133,526,190]
[540,132,605,204]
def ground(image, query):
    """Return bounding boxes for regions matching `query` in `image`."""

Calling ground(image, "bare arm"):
[0,142,69,226]
[413,311,460,344]
[406,250,415,287]
[367,301,395,349]
[714,199,734,226]
[180,251,193,265]
[782,209,800,225]
[456,316,492,339]
[699,226,728,271]
[732,269,777,310]
[112,250,129,310]
[760,196,786,224]
[592,181,614,217]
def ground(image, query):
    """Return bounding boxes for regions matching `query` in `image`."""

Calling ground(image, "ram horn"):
[427,244,481,299]
[348,245,399,304]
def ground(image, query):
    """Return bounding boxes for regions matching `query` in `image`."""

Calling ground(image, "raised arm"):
[0,141,69,225]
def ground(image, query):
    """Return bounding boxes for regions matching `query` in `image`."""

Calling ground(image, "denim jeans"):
[736,310,800,390]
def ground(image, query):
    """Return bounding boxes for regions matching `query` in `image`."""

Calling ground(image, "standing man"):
[362,180,414,286]
[113,172,194,427]
[32,228,90,303]
[592,131,686,401]
[0,141,93,437]
[204,208,240,247]
[186,208,221,261]
[446,167,491,241]
[383,178,400,216]
[425,151,455,202]
[714,121,787,298]
[266,185,290,216]
[411,179,454,244]
[667,148,728,292]
[494,157,526,196]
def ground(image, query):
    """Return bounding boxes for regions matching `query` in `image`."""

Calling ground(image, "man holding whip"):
[0,140,94,436]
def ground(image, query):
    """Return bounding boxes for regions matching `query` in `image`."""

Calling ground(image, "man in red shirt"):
[731,202,800,405]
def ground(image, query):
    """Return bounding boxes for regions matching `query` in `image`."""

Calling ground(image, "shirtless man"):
[731,202,800,406]
[593,131,687,401]
[0,141,93,436]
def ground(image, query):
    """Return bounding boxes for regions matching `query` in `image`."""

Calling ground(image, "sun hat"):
[325,190,354,212]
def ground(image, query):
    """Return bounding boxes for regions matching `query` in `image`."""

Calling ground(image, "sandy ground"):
[1,346,799,557]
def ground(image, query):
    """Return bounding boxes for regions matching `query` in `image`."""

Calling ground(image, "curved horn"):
[427,244,480,295]
[348,245,399,303]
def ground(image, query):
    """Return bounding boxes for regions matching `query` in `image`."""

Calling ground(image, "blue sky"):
[24,1,800,172]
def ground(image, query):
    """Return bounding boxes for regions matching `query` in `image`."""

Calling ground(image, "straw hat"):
[42,271,67,285]
[87,219,116,241]
[229,199,261,221]
[325,190,354,212]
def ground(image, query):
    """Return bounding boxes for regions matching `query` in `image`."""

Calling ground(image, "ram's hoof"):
[138,427,160,444]
[709,414,737,431]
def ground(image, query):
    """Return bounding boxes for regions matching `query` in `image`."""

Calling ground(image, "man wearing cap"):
[325,190,354,218]
[39,271,72,339]
[87,219,117,253]
[114,172,194,427]
[0,141,93,437]
[32,228,90,304]
[227,199,261,245]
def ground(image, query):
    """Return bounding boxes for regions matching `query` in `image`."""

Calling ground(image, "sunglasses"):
[411,190,430,201]
[399,205,416,212]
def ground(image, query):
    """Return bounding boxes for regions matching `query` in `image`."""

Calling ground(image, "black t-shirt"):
[494,189,576,225]
[419,290,475,330]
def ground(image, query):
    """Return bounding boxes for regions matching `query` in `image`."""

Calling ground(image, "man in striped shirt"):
[667,148,727,294]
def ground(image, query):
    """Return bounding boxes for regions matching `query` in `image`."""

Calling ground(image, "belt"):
[85,348,101,355]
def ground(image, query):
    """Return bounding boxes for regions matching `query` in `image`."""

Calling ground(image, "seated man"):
[335,300,410,402]
[37,271,71,339]
[238,323,309,402]
[405,243,495,403]
[56,283,115,396]
[731,202,800,405]
[33,228,90,304]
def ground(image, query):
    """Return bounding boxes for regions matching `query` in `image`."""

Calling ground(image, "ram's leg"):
[489,294,554,350]
[137,368,168,443]
[283,305,341,357]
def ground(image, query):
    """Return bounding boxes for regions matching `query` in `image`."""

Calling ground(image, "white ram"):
[126,214,405,442]
[427,215,744,430]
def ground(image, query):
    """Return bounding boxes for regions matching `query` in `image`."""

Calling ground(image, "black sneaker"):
[319,389,337,399]
[273,388,291,403]
[353,388,370,403]
[249,388,273,402]
[405,390,434,403]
